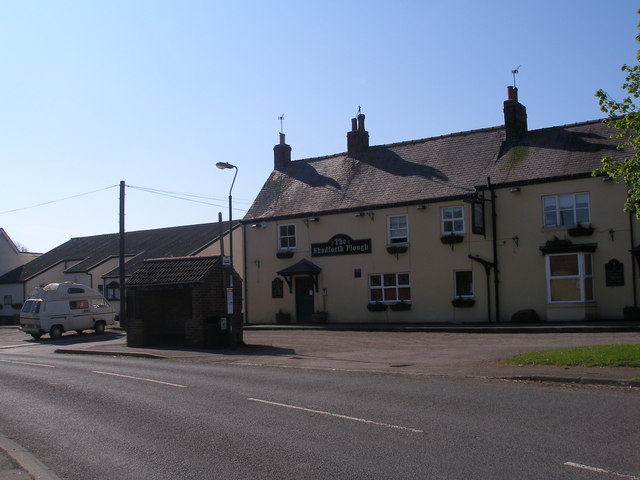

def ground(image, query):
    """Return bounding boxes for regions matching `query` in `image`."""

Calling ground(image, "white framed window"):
[542,192,590,228]
[3,295,11,305]
[369,273,411,303]
[454,271,473,298]
[441,206,464,234]
[387,215,408,244]
[545,253,594,303]
[106,281,120,301]
[278,224,296,250]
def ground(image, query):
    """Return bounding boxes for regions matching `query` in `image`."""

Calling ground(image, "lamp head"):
[216,162,236,170]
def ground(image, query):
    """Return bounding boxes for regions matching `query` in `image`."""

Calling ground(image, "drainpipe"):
[488,177,500,322]
[631,210,637,308]
[243,223,249,325]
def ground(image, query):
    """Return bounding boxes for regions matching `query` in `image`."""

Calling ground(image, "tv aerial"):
[278,114,285,133]
[512,65,521,88]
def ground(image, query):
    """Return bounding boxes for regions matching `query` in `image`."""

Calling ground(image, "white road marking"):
[0,344,36,349]
[92,371,186,388]
[247,397,424,433]
[564,462,640,479]
[0,359,55,368]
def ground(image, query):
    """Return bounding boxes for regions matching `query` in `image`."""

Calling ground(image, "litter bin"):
[205,316,230,348]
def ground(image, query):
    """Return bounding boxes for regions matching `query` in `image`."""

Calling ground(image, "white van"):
[20,282,116,339]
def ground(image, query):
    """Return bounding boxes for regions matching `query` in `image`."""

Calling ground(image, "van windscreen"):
[21,300,41,314]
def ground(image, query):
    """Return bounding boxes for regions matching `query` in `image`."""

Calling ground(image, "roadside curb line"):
[52,348,639,388]
[503,375,640,388]
[0,434,62,480]
[54,348,166,359]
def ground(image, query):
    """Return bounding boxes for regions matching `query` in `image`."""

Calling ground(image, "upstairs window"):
[441,206,464,235]
[387,215,408,244]
[278,224,297,250]
[542,193,590,228]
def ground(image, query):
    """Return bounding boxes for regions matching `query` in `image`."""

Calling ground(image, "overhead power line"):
[0,185,119,214]
[0,183,250,216]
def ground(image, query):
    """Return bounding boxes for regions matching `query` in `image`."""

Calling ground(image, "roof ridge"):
[283,118,609,166]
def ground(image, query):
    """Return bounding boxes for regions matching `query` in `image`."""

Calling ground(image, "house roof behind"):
[127,256,221,287]
[244,119,625,221]
[0,221,240,284]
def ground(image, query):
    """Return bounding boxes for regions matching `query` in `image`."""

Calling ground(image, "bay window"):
[545,252,594,303]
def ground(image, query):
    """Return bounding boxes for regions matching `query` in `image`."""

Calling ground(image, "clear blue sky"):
[1,1,638,253]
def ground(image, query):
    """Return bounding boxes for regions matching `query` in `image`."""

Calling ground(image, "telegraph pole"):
[119,180,127,328]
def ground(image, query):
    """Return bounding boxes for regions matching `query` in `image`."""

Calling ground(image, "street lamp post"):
[216,162,238,268]
[216,161,239,345]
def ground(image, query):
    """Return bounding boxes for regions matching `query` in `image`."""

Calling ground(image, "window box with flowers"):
[367,302,388,312]
[440,234,464,245]
[451,297,475,308]
[568,223,594,237]
[389,300,412,311]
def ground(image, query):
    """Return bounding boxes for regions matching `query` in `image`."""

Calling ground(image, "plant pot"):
[623,306,640,321]
[568,224,594,237]
[440,234,464,245]
[386,245,408,255]
[390,302,411,311]
[451,298,475,308]
[367,303,388,312]
[275,312,291,324]
[311,312,328,323]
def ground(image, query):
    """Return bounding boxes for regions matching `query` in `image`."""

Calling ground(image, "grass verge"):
[501,344,640,368]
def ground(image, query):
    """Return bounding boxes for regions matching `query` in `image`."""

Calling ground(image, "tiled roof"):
[127,256,220,287]
[244,120,626,221]
[0,221,240,284]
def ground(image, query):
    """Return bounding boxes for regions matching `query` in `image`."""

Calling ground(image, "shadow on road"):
[29,330,125,346]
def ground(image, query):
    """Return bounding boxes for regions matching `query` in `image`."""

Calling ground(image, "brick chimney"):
[503,86,527,140]
[347,113,369,155]
[274,132,291,171]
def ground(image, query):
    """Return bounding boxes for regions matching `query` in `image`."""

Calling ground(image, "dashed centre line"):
[564,462,640,479]
[92,371,187,388]
[247,397,424,433]
[0,359,55,368]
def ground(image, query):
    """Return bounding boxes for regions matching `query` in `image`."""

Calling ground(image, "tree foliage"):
[594,11,640,217]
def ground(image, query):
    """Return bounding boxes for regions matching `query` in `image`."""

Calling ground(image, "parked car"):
[20,282,116,339]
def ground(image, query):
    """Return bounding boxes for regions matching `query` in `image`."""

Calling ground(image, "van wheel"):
[49,325,63,340]
[30,333,42,339]
[94,321,106,335]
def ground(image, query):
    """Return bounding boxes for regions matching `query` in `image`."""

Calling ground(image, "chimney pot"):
[274,134,292,171]
[347,114,369,155]
[503,86,527,140]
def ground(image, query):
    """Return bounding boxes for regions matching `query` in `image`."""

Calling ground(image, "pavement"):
[2,320,640,479]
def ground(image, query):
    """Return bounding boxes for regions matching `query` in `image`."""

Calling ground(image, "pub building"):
[241,87,638,324]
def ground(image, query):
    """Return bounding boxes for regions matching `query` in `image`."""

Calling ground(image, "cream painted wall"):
[244,177,638,324]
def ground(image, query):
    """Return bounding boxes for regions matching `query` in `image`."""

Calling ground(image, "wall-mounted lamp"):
[309,217,319,223]
[251,221,267,228]
[602,176,613,183]
[510,187,521,193]
[512,236,520,247]
[355,212,365,217]
[417,205,427,210]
